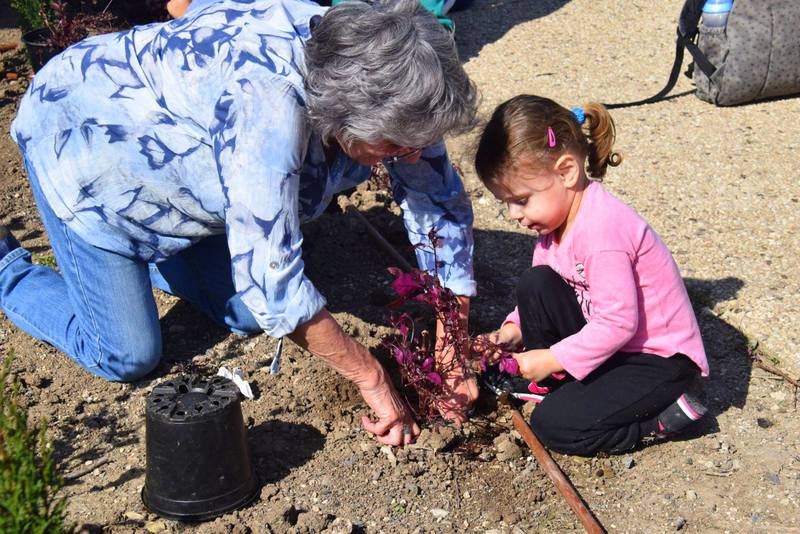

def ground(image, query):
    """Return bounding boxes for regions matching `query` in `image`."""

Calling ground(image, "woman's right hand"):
[288,308,419,446]
[357,366,420,446]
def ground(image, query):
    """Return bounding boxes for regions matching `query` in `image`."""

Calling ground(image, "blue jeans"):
[0,160,260,382]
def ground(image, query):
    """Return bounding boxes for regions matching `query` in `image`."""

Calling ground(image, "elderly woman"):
[0,0,478,445]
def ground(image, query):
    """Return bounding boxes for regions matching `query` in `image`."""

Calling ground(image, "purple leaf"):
[427,372,442,385]
[499,356,519,376]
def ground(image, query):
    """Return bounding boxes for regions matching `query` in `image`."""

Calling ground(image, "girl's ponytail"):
[582,103,622,179]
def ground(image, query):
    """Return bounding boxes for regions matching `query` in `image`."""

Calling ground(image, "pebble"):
[430,508,449,519]
[380,445,397,466]
[674,517,687,530]
[144,521,167,533]
[343,454,359,467]
[324,517,355,534]
[770,391,788,402]
[486,510,502,523]
[124,511,145,521]
[623,456,635,469]
[756,417,772,428]
[686,490,698,501]
[371,468,383,481]
[765,472,781,485]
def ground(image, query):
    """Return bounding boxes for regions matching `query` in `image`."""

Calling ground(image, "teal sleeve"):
[330,0,453,30]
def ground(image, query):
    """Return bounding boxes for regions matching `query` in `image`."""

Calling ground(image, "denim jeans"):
[0,159,260,381]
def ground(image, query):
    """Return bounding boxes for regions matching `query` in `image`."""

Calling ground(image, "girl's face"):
[487,155,583,239]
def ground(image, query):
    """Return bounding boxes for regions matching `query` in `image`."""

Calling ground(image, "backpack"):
[608,0,800,108]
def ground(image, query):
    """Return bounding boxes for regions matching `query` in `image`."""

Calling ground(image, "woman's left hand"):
[512,349,563,383]
[434,295,478,423]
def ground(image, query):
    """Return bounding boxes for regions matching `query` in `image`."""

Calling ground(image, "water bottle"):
[702,0,733,29]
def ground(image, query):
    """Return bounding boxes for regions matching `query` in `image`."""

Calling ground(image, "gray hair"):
[303,0,478,148]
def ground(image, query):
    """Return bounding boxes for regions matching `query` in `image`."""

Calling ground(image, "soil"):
[1,4,799,534]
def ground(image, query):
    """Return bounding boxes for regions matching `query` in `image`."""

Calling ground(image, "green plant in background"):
[10,0,49,33]
[33,254,57,270]
[0,354,70,534]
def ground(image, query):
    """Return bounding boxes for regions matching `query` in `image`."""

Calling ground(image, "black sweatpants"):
[518,266,699,456]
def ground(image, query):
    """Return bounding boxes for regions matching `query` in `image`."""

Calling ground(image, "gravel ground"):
[1,2,800,533]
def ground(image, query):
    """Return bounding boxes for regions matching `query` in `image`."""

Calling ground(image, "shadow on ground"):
[249,420,325,483]
[452,0,572,62]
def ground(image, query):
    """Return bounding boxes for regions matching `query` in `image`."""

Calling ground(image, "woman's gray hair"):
[303,0,478,148]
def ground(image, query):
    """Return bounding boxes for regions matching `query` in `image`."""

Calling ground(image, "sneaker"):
[480,364,546,403]
[655,393,707,436]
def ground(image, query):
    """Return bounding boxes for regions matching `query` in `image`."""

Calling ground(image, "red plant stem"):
[509,406,606,534]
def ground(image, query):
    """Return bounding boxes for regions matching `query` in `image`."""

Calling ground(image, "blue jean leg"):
[0,161,162,381]
[148,234,261,336]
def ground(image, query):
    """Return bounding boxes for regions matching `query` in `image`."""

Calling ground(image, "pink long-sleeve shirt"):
[504,180,708,381]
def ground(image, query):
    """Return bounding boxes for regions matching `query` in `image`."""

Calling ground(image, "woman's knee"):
[224,300,261,336]
[100,337,162,382]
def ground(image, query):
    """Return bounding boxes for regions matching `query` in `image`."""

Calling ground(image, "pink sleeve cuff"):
[503,307,521,329]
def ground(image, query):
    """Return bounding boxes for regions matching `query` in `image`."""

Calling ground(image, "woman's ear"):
[553,153,582,188]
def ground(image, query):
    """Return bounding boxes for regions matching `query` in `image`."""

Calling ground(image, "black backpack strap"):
[606,0,716,109]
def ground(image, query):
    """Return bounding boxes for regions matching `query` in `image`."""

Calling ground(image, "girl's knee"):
[517,265,561,297]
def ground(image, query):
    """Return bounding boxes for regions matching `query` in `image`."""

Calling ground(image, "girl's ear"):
[553,153,583,188]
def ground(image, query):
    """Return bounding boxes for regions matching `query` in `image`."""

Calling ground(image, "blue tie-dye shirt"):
[10,0,475,338]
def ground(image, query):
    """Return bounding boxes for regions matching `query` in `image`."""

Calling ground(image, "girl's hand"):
[475,322,524,365]
[512,349,563,382]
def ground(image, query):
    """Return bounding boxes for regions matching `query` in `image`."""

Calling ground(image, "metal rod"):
[342,198,413,271]
[509,407,606,534]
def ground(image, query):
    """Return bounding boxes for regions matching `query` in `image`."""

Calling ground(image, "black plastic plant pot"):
[142,375,259,521]
[21,29,61,73]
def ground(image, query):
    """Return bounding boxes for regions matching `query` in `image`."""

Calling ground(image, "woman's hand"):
[358,367,420,446]
[289,308,419,446]
[433,296,478,423]
[512,349,563,382]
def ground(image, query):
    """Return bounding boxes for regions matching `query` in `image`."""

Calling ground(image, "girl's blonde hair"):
[474,95,622,187]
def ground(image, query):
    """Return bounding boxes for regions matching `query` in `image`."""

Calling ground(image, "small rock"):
[144,521,167,533]
[686,490,698,501]
[124,511,145,521]
[416,426,457,452]
[343,454,359,467]
[623,456,635,469]
[494,433,523,461]
[504,512,520,524]
[756,417,772,428]
[486,510,502,523]
[751,512,762,523]
[371,468,383,481]
[770,391,788,402]
[765,472,781,485]
[380,445,397,466]
[405,482,419,495]
[430,508,449,519]
[685,457,693,465]
[324,517,355,534]
[674,517,687,530]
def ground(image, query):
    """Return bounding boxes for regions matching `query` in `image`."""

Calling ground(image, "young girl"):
[475,95,709,456]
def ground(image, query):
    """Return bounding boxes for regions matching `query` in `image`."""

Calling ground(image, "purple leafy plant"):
[383,229,518,422]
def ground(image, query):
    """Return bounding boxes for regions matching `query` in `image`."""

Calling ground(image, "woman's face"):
[340,139,424,166]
